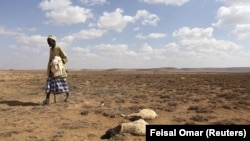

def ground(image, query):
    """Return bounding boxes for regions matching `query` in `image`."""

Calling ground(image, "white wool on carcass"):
[120,119,148,135]
[50,56,63,77]
[124,109,158,120]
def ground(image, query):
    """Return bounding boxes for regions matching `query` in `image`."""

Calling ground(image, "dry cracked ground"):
[0,70,250,141]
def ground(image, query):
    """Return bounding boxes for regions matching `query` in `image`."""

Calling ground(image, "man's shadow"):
[0,100,40,106]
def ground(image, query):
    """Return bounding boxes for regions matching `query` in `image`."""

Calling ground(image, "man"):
[43,34,70,105]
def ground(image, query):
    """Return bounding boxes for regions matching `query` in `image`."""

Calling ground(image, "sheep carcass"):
[120,119,148,135]
[120,108,158,121]
[50,56,63,77]
[101,119,148,139]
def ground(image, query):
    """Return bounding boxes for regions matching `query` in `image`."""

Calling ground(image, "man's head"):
[47,35,56,47]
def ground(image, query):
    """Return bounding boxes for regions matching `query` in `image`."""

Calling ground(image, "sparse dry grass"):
[0,70,249,141]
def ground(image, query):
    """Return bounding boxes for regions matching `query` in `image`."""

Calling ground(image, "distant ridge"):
[103,67,250,72]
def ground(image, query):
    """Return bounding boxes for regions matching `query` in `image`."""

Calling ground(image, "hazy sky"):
[0,0,250,70]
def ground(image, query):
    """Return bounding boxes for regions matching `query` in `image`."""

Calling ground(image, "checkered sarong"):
[45,77,69,94]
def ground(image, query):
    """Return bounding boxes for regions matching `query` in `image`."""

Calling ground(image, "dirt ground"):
[0,70,249,141]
